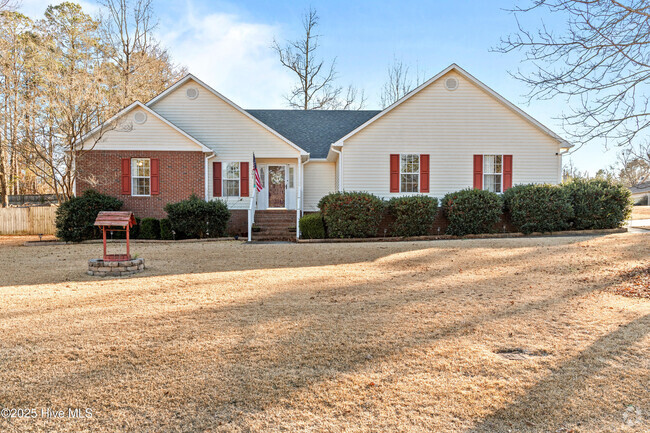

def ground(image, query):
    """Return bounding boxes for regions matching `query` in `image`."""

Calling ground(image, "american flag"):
[253,153,263,192]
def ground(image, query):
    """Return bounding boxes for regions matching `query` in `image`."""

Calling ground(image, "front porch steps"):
[251,210,297,241]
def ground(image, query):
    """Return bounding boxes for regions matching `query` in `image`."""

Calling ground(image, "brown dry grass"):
[631,205,650,220]
[0,234,648,432]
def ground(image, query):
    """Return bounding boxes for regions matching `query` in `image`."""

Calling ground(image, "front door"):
[268,165,285,208]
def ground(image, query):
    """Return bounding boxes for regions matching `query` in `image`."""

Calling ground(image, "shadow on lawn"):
[1,238,646,431]
[0,235,607,288]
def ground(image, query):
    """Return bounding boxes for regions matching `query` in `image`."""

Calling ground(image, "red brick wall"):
[76,150,205,219]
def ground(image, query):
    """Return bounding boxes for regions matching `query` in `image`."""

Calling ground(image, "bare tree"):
[100,0,185,108]
[496,0,650,164]
[273,8,364,110]
[0,1,16,12]
[380,57,426,108]
[617,149,650,186]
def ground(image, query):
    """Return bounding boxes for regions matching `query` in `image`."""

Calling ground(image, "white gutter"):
[204,153,217,200]
[331,146,343,191]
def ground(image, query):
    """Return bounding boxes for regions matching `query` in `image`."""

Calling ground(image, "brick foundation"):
[77,150,205,219]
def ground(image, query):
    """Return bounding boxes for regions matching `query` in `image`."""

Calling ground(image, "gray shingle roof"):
[630,181,650,194]
[246,110,381,158]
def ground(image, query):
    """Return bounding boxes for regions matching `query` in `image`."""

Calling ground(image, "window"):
[400,154,419,193]
[131,158,150,196]
[483,155,502,193]
[223,162,240,197]
[288,166,295,188]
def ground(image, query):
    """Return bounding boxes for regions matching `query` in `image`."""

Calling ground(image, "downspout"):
[331,145,343,192]
[205,153,216,200]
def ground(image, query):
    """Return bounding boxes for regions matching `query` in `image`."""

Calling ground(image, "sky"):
[19,0,619,174]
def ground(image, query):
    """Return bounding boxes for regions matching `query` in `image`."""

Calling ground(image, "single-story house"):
[76,64,572,240]
[630,181,650,205]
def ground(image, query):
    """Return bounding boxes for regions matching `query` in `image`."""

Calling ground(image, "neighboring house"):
[76,64,572,239]
[630,181,650,205]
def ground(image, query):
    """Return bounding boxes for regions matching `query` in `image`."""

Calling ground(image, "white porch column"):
[296,156,301,240]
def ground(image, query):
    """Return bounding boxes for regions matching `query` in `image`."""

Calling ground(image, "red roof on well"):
[94,211,136,228]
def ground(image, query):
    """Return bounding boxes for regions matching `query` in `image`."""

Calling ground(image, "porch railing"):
[247,187,257,242]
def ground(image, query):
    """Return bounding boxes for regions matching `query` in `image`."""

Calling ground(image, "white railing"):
[247,187,257,242]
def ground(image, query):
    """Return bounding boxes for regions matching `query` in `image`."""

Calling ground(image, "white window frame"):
[131,158,151,197]
[400,153,419,193]
[483,154,503,194]
[223,162,240,197]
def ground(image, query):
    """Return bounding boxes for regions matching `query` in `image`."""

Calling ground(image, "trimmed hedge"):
[160,218,173,240]
[139,217,161,239]
[503,184,573,234]
[387,195,439,236]
[164,195,231,239]
[441,189,502,236]
[318,192,384,238]
[563,179,632,229]
[55,190,123,242]
[299,212,326,239]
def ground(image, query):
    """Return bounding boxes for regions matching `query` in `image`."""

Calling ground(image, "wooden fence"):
[0,206,58,235]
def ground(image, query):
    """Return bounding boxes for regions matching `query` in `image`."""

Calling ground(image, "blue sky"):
[21,0,618,173]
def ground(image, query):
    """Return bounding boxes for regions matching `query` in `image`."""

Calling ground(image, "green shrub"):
[139,218,161,239]
[387,195,439,236]
[318,192,384,238]
[299,212,326,239]
[160,218,173,240]
[55,190,122,242]
[563,179,632,229]
[164,194,231,239]
[441,188,502,236]
[503,184,574,234]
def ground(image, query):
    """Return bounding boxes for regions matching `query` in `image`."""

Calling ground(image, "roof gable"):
[79,101,211,152]
[147,74,308,155]
[334,64,571,148]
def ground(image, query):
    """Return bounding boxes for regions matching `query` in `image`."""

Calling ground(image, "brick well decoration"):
[88,258,145,277]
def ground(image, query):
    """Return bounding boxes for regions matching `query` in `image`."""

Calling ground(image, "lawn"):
[631,205,650,220]
[0,234,648,432]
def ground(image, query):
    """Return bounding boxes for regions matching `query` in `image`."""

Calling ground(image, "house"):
[630,181,650,205]
[76,64,572,240]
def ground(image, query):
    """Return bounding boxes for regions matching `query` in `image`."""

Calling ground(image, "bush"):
[164,194,231,239]
[563,179,632,229]
[139,218,161,239]
[318,192,384,238]
[441,189,502,236]
[299,212,326,239]
[113,216,140,239]
[387,195,439,236]
[503,184,573,234]
[160,218,173,240]
[55,190,122,242]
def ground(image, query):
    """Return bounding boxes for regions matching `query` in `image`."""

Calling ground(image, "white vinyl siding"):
[91,109,203,151]
[303,161,336,211]
[149,80,301,160]
[341,72,562,199]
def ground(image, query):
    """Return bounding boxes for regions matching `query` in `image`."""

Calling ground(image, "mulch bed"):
[611,264,650,299]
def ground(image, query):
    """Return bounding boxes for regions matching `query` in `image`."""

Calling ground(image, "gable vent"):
[445,77,459,91]
[186,87,199,100]
[133,111,147,124]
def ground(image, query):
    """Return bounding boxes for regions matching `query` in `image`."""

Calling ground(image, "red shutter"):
[121,158,131,195]
[240,162,249,197]
[503,155,513,191]
[150,158,160,195]
[473,155,483,189]
[213,162,222,197]
[390,154,400,193]
[420,154,430,193]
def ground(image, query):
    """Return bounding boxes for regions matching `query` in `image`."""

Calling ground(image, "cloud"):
[157,6,294,108]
